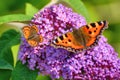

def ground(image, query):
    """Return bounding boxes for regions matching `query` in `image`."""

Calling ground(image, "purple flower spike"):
[19,4,120,80]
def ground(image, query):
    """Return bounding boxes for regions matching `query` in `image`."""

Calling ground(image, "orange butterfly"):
[22,25,43,47]
[51,21,108,53]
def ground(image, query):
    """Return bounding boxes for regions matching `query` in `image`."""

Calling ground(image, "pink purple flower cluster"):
[19,4,120,80]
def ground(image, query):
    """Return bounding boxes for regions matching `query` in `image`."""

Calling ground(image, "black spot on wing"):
[98,21,102,26]
[89,31,92,34]
[94,30,96,32]
[68,39,71,42]
[55,39,59,43]
[65,33,68,37]
[98,20,106,26]
[59,35,64,40]
[86,25,89,29]
[90,23,96,28]
[103,20,106,26]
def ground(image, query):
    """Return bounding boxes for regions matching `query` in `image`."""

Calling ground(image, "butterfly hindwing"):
[28,39,38,47]
[81,21,108,37]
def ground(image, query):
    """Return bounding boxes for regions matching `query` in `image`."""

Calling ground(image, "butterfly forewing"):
[53,32,73,47]
[80,21,108,47]
[22,26,31,39]
[81,21,108,38]
[52,32,84,52]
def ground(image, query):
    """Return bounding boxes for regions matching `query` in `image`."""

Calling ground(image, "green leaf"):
[61,0,90,22]
[12,61,38,80]
[0,14,32,25]
[30,0,51,10]
[36,75,51,80]
[0,29,21,66]
[0,29,21,80]
[0,59,13,70]
[25,3,39,16]
[11,45,20,66]
[0,69,12,80]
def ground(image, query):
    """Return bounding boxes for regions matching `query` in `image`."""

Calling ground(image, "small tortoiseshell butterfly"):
[22,25,43,47]
[51,21,108,53]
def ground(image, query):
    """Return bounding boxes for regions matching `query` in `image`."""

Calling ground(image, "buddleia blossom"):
[19,4,120,80]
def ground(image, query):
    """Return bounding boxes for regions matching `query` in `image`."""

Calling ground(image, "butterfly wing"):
[30,25,39,36]
[22,26,31,39]
[28,35,43,47]
[28,39,38,47]
[51,32,85,52]
[80,20,108,47]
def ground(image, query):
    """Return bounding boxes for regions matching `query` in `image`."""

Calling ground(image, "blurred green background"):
[0,0,120,80]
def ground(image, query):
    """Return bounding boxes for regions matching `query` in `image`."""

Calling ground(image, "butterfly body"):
[22,25,43,47]
[51,21,108,53]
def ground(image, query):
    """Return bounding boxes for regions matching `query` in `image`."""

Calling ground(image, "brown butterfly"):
[51,21,108,53]
[22,25,43,47]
